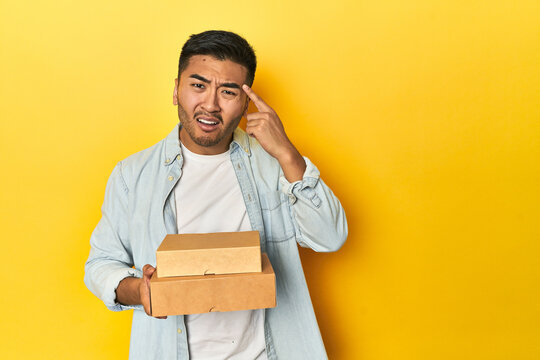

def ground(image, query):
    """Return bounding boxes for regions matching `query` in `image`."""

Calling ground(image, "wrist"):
[277,145,306,183]
[276,143,299,166]
[116,276,143,306]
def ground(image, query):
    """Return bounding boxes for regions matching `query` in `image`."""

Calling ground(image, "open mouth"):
[197,118,219,125]
[195,116,221,132]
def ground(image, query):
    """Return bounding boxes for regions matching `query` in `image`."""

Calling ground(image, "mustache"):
[194,111,223,123]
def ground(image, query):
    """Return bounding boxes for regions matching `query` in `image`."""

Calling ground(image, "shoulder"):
[114,125,179,187]
[118,139,165,177]
[121,140,164,168]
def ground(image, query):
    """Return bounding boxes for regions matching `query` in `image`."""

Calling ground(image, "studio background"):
[1,1,539,359]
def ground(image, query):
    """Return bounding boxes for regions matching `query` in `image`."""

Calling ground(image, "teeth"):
[198,119,218,125]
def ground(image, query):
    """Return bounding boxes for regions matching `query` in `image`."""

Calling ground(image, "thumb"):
[142,264,156,279]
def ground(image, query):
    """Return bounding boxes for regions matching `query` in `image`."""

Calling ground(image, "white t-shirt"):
[174,143,267,360]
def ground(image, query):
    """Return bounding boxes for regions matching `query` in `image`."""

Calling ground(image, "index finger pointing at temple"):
[242,84,271,112]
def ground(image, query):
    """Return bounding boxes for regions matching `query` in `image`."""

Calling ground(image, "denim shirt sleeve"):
[278,157,348,252]
[84,162,144,312]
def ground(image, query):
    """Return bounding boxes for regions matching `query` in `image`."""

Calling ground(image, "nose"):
[201,89,220,113]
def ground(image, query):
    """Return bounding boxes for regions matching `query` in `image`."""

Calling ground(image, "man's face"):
[174,55,249,155]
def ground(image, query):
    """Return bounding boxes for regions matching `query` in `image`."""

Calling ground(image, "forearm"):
[280,157,348,252]
[290,178,348,251]
[116,276,142,305]
[84,252,143,311]
[277,145,306,183]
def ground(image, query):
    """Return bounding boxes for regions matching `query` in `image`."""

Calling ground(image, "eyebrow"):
[189,74,241,89]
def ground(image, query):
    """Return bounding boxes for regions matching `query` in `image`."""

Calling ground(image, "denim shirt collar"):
[163,123,251,167]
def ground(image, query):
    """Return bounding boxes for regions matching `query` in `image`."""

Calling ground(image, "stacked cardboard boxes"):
[150,231,276,316]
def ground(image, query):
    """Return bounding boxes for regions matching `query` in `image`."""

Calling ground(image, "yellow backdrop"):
[1,0,539,359]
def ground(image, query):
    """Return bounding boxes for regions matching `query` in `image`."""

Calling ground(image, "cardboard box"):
[150,253,276,316]
[156,231,262,277]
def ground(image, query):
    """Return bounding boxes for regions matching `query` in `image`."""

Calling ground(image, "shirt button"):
[177,328,182,334]
[168,176,174,181]
[165,158,170,164]
[237,164,241,170]
[176,155,181,160]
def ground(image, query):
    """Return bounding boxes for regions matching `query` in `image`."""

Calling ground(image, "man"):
[85,30,347,360]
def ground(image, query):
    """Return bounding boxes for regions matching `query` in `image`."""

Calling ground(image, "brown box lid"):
[150,253,276,316]
[156,231,262,277]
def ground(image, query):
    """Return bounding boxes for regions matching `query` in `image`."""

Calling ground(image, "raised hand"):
[242,84,306,182]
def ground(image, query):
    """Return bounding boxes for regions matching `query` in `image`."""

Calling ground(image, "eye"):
[191,83,205,89]
[222,89,237,96]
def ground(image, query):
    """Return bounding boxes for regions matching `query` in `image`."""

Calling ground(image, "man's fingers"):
[242,84,270,112]
[246,112,270,123]
[141,265,166,319]
[143,264,155,273]
[142,264,156,279]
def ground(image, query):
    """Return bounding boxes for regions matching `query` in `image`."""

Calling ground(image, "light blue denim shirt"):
[84,124,348,360]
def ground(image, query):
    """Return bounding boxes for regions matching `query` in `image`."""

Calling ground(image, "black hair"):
[178,30,257,86]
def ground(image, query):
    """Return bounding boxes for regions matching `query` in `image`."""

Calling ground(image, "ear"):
[173,78,179,105]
